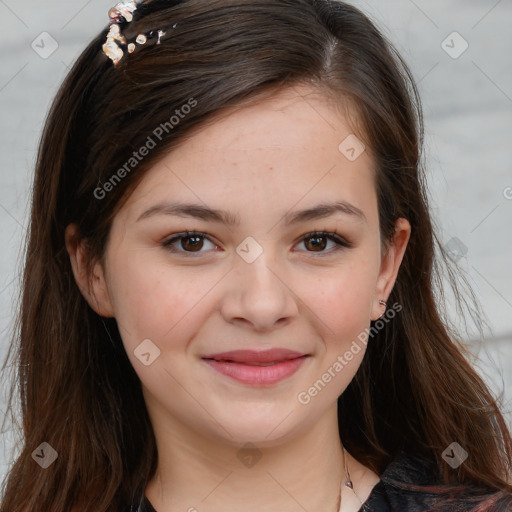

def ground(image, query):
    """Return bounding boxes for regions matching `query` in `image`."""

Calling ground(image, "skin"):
[66,84,411,512]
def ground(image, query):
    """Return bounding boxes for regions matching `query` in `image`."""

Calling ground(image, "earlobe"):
[371,218,411,321]
[64,224,115,318]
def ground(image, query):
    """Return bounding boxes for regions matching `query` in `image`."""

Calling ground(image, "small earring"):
[378,299,387,319]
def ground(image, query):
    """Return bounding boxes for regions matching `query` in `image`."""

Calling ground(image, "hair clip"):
[108,0,139,23]
[102,0,173,66]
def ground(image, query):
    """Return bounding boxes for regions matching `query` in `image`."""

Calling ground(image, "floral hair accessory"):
[108,0,139,23]
[102,0,173,66]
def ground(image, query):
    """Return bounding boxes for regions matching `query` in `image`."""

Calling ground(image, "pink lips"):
[202,349,309,386]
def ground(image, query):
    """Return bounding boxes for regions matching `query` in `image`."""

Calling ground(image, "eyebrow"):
[136,200,367,226]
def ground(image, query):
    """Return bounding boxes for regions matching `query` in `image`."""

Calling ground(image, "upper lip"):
[202,349,307,364]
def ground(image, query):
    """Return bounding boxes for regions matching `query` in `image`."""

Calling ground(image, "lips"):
[201,348,306,365]
[201,349,309,386]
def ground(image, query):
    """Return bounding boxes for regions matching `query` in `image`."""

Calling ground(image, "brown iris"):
[303,235,327,252]
[180,235,204,252]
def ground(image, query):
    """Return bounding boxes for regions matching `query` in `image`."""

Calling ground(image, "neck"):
[145,403,347,512]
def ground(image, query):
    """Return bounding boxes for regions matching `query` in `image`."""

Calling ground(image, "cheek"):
[296,256,378,383]
[106,250,184,347]
[108,248,225,353]
[298,259,377,333]
[291,263,376,414]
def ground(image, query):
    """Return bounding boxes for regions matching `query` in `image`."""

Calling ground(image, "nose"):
[220,252,299,332]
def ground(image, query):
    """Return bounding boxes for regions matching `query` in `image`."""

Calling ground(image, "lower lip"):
[203,356,308,386]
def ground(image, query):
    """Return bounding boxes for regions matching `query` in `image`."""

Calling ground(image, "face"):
[68,84,410,449]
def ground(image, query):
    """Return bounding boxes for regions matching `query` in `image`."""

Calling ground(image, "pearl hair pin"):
[102,1,174,66]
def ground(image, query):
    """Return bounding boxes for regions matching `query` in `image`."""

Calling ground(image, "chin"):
[204,407,309,447]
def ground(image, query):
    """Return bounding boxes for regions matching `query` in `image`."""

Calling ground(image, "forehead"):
[119,84,377,226]
[179,84,363,152]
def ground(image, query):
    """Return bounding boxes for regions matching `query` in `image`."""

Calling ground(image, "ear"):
[371,217,411,321]
[64,223,115,318]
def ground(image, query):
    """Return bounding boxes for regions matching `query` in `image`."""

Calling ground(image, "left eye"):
[296,231,350,253]
[161,231,351,255]
[162,231,217,254]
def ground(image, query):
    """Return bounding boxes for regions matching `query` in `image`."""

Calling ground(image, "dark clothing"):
[131,449,510,511]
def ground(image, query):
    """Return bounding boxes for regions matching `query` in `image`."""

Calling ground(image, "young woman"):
[1,1,511,511]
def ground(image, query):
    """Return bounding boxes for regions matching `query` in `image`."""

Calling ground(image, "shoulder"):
[360,449,512,512]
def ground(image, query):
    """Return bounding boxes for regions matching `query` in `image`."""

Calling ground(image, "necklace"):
[140,445,363,512]
[335,445,363,512]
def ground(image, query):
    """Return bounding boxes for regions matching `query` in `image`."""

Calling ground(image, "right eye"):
[161,231,220,255]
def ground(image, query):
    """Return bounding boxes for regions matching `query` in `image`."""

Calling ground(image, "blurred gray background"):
[0,0,511,485]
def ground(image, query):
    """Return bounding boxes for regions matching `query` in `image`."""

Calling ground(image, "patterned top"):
[131,449,511,511]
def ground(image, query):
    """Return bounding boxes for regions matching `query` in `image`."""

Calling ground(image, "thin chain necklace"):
[335,445,363,512]
[140,445,363,512]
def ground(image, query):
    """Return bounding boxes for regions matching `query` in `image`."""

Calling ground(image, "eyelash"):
[161,230,353,256]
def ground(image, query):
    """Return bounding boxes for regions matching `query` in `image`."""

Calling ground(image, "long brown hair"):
[1,1,511,510]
